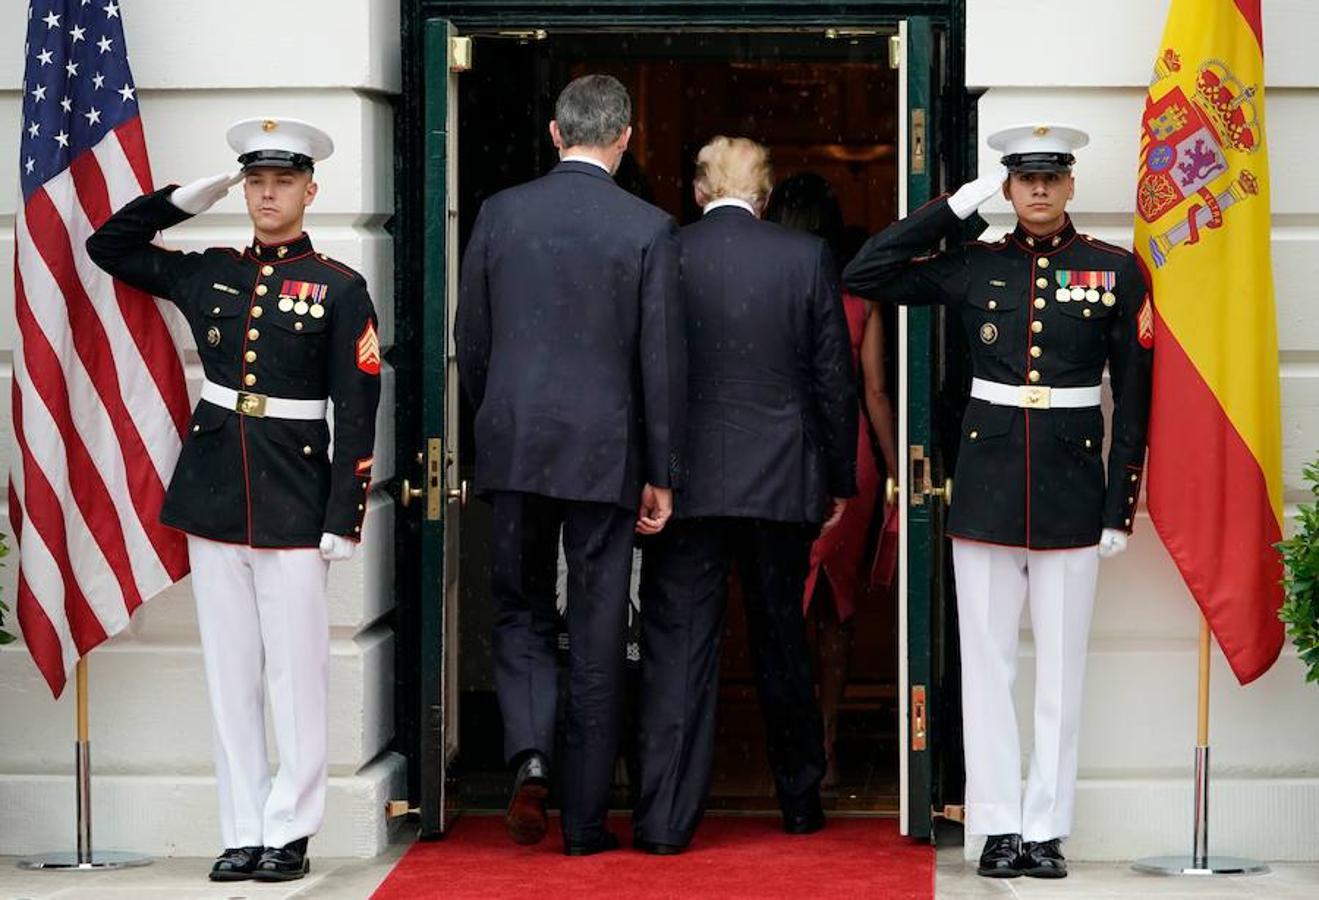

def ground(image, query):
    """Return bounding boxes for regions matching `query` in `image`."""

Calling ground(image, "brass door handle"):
[928,478,953,504]
[885,477,900,506]
[447,480,469,506]
[400,478,424,507]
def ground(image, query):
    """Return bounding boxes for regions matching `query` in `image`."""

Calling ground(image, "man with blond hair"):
[633,137,857,854]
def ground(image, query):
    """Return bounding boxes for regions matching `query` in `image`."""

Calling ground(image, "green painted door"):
[415,17,466,837]
[896,14,945,840]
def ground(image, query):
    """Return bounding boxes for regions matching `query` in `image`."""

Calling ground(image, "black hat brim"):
[1002,152,1075,174]
[238,150,315,171]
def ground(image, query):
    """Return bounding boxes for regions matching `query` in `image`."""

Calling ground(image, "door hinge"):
[449,36,473,73]
[889,34,901,69]
[911,684,928,751]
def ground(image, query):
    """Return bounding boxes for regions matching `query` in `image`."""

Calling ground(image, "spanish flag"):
[1138,0,1283,684]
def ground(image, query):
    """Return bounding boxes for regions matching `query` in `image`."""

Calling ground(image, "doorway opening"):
[450,29,907,815]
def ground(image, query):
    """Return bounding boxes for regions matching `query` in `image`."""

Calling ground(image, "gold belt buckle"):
[1020,385,1052,409]
[236,391,267,417]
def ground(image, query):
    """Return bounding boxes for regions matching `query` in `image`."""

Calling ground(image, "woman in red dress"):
[764,174,898,788]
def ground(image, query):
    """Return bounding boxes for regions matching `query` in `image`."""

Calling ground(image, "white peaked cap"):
[226,117,334,170]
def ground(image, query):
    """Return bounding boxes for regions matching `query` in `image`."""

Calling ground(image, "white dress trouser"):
[952,538,1099,842]
[188,536,330,849]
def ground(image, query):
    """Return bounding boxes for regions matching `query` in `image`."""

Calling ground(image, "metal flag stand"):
[17,657,152,871]
[1132,618,1269,876]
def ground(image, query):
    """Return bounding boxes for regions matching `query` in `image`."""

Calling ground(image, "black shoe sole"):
[251,861,310,882]
[506,780,549,845]
[976,866,1023,878]
[208,871,253,882]
[1023,867,1068,879]
[633,840,684,856]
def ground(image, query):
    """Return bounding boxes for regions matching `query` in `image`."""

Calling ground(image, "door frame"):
[394,0,974,839]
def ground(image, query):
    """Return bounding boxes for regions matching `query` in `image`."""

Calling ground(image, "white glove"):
[168,170,244,215]
[948,165,1009,220]
[319,532,357,562]
[1098,528,1128,559]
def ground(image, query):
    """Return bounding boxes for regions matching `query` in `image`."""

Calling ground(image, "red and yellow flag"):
[1138,0,1283,684]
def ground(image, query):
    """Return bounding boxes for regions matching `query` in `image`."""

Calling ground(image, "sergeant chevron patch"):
[1138,296,1156,348]
[356,321,381,375]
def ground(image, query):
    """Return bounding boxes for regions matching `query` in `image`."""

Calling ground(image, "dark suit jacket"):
[676,205,857,523]
[455,160,684,507]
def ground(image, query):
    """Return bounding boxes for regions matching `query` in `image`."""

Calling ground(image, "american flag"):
[13,0,190,697]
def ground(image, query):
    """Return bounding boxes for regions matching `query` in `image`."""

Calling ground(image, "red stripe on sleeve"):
[1146,311,1283,684]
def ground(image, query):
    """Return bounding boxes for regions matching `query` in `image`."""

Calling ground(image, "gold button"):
[1028,370,1041,383]
[1034,298,1046,309]
[353,526,361,533]
[1035,277,1047,288]
[1125,518,1132,527]
[1085,439,1093,448]
[303,445,313,456]
[192,424,200,433]
[969,430,979,439]
[294,321,304,331]
[211,306,221,314]
[1030,346,1042,358]
[248,328,260,340]
[245,350,257,363]
[251,306,263,318]
[1128,495,1135,504]
[261,265,274,276]
[358,503,365,511]
[256,284,269,297]
[1032,321,1044,334]
[1037,257,1050,269]
[1083,308,1093,318]
[988,300,997,310]
[1131,474,1139,482]
[244,373,257,386]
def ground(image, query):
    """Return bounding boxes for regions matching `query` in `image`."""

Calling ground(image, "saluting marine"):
[844,124,1153,880]
[87,118,380,883]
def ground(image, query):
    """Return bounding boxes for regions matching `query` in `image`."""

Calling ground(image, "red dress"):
[802,291,889,622]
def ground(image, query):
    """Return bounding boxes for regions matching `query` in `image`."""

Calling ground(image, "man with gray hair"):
[456,74,684,856]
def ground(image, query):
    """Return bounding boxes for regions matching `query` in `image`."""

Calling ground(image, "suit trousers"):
[634,518,825,846]
[952,538,1099,842]
[489,491,636,844]
[187,535,330,850]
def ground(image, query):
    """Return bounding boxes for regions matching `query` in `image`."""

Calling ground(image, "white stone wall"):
[0,0,403,857]
[967,0,1319,861]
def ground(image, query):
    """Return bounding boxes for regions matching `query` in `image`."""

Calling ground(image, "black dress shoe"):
[633,836,685,855]
[208,846,263,882]
[251,838,309,882]
[564,830,620,856]
[782,793,826,835]
[977,833,1023,878]
[1021,838,1068,878]
[505,752,550,845]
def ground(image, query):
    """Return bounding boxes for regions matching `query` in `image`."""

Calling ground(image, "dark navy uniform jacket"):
[455,160,685,507]
[87,188,381,548]
[676,205,857,523]
[843,198,1153,548]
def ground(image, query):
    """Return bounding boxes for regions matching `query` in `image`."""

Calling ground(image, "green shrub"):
[1278,461,1319,681]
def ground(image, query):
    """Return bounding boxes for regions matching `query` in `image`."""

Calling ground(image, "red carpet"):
[372,815,933,899]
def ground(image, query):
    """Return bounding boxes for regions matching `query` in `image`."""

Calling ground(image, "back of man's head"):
[554,75,632,149]
[694,136,773,209]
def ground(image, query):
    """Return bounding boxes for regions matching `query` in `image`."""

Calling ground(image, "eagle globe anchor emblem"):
[1138,56,1262,268]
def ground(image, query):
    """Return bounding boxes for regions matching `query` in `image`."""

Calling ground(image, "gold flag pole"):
[18,656,152,871]
[1133,617,1268,876]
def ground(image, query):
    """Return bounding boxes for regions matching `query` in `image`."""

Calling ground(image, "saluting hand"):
[635,484,673,535]
[168,170,245,216]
